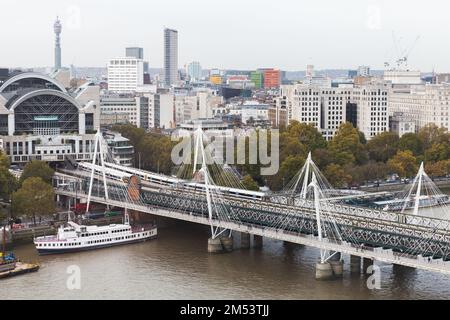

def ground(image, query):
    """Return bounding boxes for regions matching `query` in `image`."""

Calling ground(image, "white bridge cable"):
[383,163,450,259]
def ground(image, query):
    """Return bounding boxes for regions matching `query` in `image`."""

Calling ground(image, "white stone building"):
[389,84,450,132]
[351,84,390,139]
[107,57,144,93]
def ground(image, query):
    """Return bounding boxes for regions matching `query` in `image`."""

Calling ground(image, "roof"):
[0,72,67,93]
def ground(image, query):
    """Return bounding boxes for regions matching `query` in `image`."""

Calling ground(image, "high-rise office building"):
[164,28,178,86]
[126,47,144,60]
[54,17,62,70]
[187,61,202,82]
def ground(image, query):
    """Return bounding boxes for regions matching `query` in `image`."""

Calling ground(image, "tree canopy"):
[20,160,55,185]
[12,177,55,224]
[0,152,17,201]
[112,122,450,191]
[387,150,418,178]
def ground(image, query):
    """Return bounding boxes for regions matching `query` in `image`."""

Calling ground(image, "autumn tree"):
[282,121,327,152]
[328,122,368,166]
[324,164,352,188]
[387,150,418,178]
[345,161,389,186]
[418,123,449,150]
[425,160,450,178]
[12,177,55,225]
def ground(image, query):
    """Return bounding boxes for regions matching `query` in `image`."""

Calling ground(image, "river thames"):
[2,219,450,300]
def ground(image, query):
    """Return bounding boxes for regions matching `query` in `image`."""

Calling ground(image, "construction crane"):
[395,35,420,69]
[384,32,420,70]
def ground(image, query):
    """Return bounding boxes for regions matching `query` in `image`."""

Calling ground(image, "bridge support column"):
[329,251,341,261]
[329,260,344,278]
[328,252,343,278]
[315,262,334,281]
[363,258,373,274]
[220,236,233,252]
[253,235,263,249]
[207,238,223,254]
[240,233,250,249]
[350,255,361,274]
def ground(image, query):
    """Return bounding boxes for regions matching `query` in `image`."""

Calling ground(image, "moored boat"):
[34,211,157,255]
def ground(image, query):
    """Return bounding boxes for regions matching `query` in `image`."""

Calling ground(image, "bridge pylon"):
[309,173,344,280]
[86,131,110,213]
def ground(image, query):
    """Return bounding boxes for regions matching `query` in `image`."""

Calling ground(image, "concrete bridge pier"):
[315,262,334,281]
[329,251,341,261]
[328,252,343,278]
[220,236,234,252]
[363,258,373,274]
[350,255,362,274]
[207,238,224,253]
[253,235,263,248]
[240,233,250,249]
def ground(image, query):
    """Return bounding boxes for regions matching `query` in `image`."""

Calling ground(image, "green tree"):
[283,121,327,152]
[112,124,146,148]
[345,161,389,186]
[366,132,399,162]
[12,177,55,225]
[0,152,18,201]
[387,150,418,178]
[267,155,305,191]
[20,160,54,185]
[328,122,368,165]
[398,133,423,156]
[424,143,450,162]
[324,164,352,188]
[242,175,259,191]
[312,148,333,170]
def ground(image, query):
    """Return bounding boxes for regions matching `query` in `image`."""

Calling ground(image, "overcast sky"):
[1,0,449,71]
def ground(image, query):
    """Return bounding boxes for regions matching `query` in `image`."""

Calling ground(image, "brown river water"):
[1,219,450,300]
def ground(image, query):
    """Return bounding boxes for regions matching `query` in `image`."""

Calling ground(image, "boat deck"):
[0,262,40,279]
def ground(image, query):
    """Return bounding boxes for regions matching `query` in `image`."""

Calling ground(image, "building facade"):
[0,72,100,163]
[107,57,144,93]
[280,83,388,140]
[187,61,202,82]
[389,84,450,132]
[103,131,134,166]
[250,71,263,89]
[126,47,144,59]
[263,69,281,89]
[351,84,390,139]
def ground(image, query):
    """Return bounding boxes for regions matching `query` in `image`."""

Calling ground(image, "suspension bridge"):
[53,130,450,280]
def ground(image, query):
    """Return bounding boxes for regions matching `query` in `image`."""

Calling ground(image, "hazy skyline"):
[1,0,449,72]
